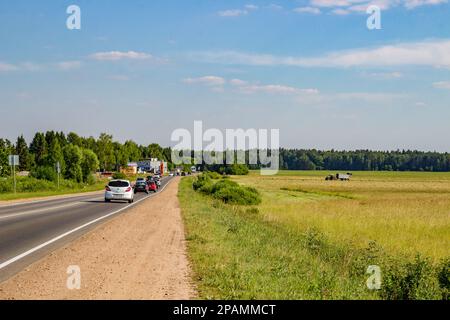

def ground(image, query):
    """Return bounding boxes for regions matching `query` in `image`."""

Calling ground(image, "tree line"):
[0,131,172,182]
[278,149,450,172]
[2,132,449,183]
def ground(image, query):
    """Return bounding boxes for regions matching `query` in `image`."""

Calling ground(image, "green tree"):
[29,132,47,167]
[96,133,114,171]
[67,132,82,147]
[15,135,31,171]
[81,148,99,181]
[45,133,64,170]
[63,144,83,182]
[0,139,14,176]
[147,143,164,160]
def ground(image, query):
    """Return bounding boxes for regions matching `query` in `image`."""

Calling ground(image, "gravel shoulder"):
[0,177,196,300]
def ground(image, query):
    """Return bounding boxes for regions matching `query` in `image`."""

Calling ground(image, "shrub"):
[31,166,57,182]
[437,257,450,300]
[192,174,261,205]
[381,255,442,300]
[112,172,127,180]
[204,172,222,180]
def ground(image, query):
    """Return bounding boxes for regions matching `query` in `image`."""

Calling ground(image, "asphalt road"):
[0,176,174,283]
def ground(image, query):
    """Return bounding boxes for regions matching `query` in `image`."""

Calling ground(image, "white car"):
[105,180,134,203]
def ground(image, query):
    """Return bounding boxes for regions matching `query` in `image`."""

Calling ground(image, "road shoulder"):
[0,177,196,300]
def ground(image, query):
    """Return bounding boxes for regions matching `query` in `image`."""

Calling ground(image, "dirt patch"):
[0,177,196,300]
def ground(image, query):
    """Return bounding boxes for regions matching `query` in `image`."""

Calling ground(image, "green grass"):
[0,176,109,201]
[0,173,154,202]
[179,171,450,300]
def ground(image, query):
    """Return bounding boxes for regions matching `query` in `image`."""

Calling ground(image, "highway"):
[0,176,174,283]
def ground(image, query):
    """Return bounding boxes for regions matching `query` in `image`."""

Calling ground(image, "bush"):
[31,166,57,182]
[112,172,127,180]
[438,258,450,300]
[192,174,261,205]
[213,185,261,205]
[204,172,223,180]
[85,173,97,185]
[381,255,442,300]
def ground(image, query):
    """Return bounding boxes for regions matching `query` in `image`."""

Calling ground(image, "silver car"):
[105,180,134,203]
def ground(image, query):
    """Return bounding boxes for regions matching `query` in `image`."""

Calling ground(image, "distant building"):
[137,159,168,173]
[120,162,138,175]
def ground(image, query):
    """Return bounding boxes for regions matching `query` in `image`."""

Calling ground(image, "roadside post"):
[56,161,61,189]
[8,155,19,194]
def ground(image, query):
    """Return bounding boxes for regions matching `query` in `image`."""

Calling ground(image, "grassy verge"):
[0,177,108,201]
[179,176,449,300]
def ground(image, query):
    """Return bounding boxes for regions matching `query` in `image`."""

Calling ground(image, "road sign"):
[8,155,19,194]
[8,155,19,166]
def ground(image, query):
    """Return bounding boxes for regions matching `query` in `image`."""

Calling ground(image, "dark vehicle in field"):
[325,173,353,181]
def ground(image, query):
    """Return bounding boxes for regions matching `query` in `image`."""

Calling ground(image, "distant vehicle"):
[191,166,197,173]
[169,172,174,177]
[134,180,149,194]
[147,180,158,193]
[325,173,352,181]
[136,177,145,182]
[105,180,134,203]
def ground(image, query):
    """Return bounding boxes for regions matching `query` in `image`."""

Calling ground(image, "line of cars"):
[104,175,162,203]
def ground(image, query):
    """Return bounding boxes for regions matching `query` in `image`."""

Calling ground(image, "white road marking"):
[0,197,105,220]
[0,192,104,208]
[0,177,174,271]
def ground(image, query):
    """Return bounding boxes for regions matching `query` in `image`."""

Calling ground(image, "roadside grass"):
[180,177,377,299]
[0,173,154,202]
[179,172,450,300]
[0,176,108,201]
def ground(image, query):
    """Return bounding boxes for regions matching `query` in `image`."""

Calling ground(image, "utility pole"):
[56,161,61,189]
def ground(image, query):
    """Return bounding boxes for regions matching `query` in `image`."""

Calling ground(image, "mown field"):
[179,171,450,300]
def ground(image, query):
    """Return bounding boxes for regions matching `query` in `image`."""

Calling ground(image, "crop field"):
[179,171,450,300]
[235,170,450,261]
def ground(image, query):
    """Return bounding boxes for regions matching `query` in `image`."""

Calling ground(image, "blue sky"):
[0,0,449,151]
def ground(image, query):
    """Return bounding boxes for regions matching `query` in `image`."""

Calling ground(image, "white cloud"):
[218,9,248,17]
[405,0,448,9]
[367,71,403,78]
[245,4,259,10]
[56,61,82,71]
[230,79,249,86]
[191,39,450,68]
[0,62,19,72]
[433,81,450,90]
[183,76,226,86]
[309,0,447,13]
[266,4,284,10]
[331,8,351,14]
[228,78,319,95]
[20,62,42,72]
[90,51,153,61]
[293,6,322,14]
